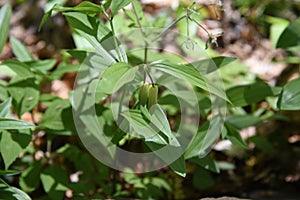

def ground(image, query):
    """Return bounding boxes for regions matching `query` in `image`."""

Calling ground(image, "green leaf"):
[276,18,300,49]
[123,0,147,28]
[0,97,12,118]
[226,81,274,107]
[265,16,289,47]
[169,155,186,177]
[0,170,20,176]
[64,12,127,63]
[151,61,228,102]
[111,0,132,16]
[121,109,168,145]
[0,118,35,129]
[0,130,31,169]
[192,167,214,190]
[38,5,53,31]
[226,115,261,129]
[185,116,223,159]
[39,99,72,131]
[248,136,274,154]
[144,141,186,177]
[277,77,300,110]
[224,122,248,149]
[189,156,220,173]
[25,59,56,74]
[0,180,32,200]
[0,4,11,54]
[10,37,34,62]
[50,62,79,80]
[191,56,236,74]
[40,166,69,200]
[148,105,180,147]
[20,161,42,192]
[8,79,39,117]
[98,62,138,94]
[1,60,34,80]
[53,1,102,15]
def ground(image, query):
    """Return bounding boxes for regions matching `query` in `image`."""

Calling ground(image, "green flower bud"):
[139,83,150,106]
[147,84,158,109]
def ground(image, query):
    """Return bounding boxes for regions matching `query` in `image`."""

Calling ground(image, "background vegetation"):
[0,0,299,199]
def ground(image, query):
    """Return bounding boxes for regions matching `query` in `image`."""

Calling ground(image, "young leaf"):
[277,77,300,110]
[10,37,34,62]
[111,0,132,16]
[0,130,31,169]
[0,4,11,54]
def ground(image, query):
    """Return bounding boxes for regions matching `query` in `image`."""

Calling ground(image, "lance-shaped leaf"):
[0,4,11,54]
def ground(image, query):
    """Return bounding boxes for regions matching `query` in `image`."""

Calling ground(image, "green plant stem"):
[188,15,211,36]
[101,5,122,62]
[109,18,122,62]
[152,14,187,42]
[132,2,148,65]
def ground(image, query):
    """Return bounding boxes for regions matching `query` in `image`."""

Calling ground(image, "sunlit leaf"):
[0,130,31,169]
[98,62,138,94]
[151,61,228,102]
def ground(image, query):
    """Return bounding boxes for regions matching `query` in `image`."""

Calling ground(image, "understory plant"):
[0,1,299,199]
